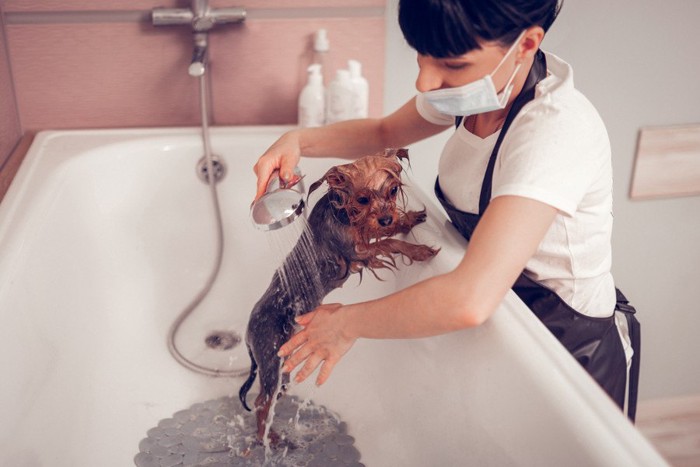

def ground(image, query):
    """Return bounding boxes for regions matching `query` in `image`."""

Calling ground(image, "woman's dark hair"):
[399,0,562,57]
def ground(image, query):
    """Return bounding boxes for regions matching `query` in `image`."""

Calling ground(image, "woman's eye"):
[357,196,370,205]
[444,61,470,71]
[445,64,466,70]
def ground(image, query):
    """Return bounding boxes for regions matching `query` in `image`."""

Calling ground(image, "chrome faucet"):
[152,0,246,76]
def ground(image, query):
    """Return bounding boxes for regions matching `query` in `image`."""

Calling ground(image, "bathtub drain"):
[205,330,241,351]
[196,154,226,184]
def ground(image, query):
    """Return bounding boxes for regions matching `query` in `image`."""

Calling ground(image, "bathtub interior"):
[0,127,664,467]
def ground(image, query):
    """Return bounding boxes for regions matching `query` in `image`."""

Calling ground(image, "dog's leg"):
[253,392,278,444]
[253,375,294,447]
[365,238,439,265]
[394,209,428,234]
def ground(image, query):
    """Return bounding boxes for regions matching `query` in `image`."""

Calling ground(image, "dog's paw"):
[409,244,440,261]
[257,429,297,451]
[406,209,427,226]
[395,209,427,234]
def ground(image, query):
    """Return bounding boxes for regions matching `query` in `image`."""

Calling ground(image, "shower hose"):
[166,74,249,378]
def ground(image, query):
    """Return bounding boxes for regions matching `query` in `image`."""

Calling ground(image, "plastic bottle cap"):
[307,64,323,85]
[314,29,329,52]
[336,69,351,82]
[348,59,362,77]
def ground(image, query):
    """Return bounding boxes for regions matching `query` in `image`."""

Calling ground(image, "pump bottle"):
[348,60,369,118]
[326,69,354,124]
[298,64,325,128]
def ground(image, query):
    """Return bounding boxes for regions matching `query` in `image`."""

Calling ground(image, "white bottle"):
[298,64,325,128]
[313,29,330,85]
[326,69,354,124]
[348,60,369,118]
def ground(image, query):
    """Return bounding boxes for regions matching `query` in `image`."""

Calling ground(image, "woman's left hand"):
[277,303,357,386]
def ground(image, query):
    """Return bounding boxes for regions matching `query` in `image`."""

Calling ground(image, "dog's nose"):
[378,216,393,227]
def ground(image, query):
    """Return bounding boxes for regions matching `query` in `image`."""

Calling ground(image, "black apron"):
[435,50,641,421]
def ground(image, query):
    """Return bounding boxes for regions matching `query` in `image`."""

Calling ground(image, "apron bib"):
[436,50,640,420]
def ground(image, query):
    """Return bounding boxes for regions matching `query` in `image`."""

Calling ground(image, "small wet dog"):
[239,148,439,443]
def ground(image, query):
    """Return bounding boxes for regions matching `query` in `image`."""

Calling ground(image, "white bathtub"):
[0,126,665,466]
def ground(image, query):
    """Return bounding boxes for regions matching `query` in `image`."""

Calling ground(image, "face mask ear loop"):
[497,62,522,105]
[491,30,526,77]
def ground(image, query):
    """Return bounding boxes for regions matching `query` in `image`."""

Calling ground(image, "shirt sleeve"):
[415,93,456,126]
[491,92,611,217]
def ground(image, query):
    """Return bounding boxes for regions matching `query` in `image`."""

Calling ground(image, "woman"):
[253,0,639,418]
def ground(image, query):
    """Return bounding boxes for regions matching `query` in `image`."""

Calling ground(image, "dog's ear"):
[382,148,409,162]
[308,178,324,196]
[308,166,348,196]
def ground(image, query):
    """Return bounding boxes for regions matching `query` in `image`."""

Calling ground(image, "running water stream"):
[264,216,324,305]
[259,215,326,461]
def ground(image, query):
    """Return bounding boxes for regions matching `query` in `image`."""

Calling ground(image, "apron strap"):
[478,49,547,215]
[615,288,641,422]
[451,49,547,215]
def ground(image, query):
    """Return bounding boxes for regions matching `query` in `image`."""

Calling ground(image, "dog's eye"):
[356,196,370,205]
[390,186,399,197]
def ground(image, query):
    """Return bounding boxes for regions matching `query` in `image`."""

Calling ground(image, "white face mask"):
[422,31,525,117]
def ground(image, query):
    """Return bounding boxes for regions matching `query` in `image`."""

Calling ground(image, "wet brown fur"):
[240,148,439,445]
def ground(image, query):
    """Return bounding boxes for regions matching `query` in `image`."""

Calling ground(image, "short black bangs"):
[398,0,562,58]
[399,0,483,58]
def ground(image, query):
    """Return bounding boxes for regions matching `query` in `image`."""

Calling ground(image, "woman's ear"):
[519,26,545,60]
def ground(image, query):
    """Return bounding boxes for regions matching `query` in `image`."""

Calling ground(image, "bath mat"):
[134,394,362,466]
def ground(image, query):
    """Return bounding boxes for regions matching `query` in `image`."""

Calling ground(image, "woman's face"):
[415,40,520,93]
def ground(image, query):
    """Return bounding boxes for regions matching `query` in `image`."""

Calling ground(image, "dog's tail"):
[238,348,258,412]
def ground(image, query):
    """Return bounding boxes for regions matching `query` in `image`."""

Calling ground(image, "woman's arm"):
[254,97,448,199]
[278,195,559,385]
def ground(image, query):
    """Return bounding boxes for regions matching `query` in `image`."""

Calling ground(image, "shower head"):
[250,170,305,231]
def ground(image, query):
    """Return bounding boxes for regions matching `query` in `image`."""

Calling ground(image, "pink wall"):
[0,4,22,165]
[3,1,386,131]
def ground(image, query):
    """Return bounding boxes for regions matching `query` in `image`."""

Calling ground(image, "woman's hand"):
[253,130,303,201]
[278,303,357,386]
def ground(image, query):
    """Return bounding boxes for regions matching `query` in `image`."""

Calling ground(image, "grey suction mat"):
[135,395,363,466]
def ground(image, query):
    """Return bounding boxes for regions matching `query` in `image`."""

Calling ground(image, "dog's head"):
[309,148,409,241]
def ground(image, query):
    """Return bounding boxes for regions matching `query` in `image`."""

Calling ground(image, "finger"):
[277,330,307,357]
[294,352,325,384]
[254,170,272,201]
[279,159,298,184]
[281,343,313,373]
[315,357,338,386]
[294,311,315,326]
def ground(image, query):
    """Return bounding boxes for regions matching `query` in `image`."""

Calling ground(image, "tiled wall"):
[0,3,22,167]
[2,0,386,131]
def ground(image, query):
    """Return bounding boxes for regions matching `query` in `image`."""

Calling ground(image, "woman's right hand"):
[253,130,303,201]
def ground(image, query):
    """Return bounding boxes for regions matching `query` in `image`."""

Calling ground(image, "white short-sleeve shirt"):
[417,51,617,319]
